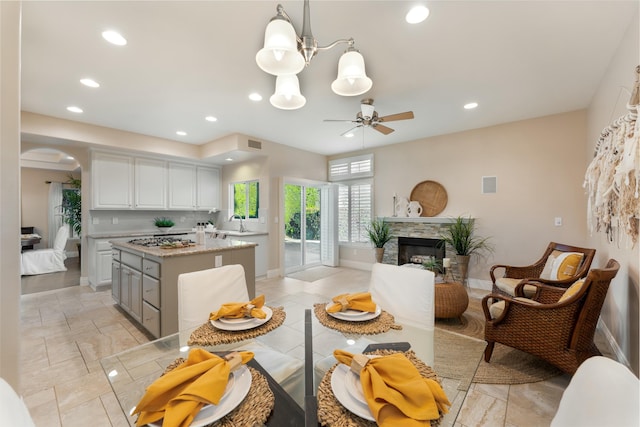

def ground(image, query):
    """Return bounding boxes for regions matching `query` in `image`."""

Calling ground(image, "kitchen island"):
[110,238,256,338]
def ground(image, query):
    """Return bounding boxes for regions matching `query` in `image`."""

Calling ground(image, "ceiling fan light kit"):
[256,0,372,109]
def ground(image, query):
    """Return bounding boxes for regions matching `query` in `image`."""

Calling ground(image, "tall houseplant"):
[61,174,82,261]
[61,174,81,237]
[439,215,493,285]
[366,219,393,263]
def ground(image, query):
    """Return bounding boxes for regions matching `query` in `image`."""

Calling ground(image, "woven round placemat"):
[313,303,402,335]
[162,358,275,427]
[317,349,444,427]
[188,306,286,346]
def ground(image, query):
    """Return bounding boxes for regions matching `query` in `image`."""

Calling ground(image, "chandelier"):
[256,0,373,110]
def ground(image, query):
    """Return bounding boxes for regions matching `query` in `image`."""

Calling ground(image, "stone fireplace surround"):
[380,217,457,266]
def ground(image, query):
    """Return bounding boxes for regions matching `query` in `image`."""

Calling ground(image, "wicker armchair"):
[490,242,596,298]
[482,259,619,374]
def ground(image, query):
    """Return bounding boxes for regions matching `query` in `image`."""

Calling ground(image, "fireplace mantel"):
[382,217,452,224]
[382,217,474,224]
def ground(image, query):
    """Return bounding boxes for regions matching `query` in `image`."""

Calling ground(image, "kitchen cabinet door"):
[130,268,142,321]
[111,261,120,303]
[135,158,167,209]
[92,152,133,209]
[168,162,196,210]
[196,166,220,210]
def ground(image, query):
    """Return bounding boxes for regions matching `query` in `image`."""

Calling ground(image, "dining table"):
[100,299,482,427]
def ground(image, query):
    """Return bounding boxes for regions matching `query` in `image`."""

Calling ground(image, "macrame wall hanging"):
[584,66,640,247]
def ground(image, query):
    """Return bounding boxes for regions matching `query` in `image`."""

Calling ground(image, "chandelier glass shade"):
[256,0,372,109]
[270,74,306,110]
[331,49,373,97]
[255,18,305,76]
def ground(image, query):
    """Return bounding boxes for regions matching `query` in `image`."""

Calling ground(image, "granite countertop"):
[110,239,257,258]
[88,229,268,239]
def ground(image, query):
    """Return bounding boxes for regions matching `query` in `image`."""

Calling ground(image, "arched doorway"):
[20,148,82,293]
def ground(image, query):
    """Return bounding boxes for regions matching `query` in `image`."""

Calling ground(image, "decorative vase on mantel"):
[456,254,470,286]
[375,248,385,263]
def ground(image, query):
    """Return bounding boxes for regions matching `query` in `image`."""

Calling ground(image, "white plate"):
[211,306,273,331]
[326,304,381,322]
[331,364,375,421]
[345,369,367,405]
[218,316,255,325]
[148,364,251,427]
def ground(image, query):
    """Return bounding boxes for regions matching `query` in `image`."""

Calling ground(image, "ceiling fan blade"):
[373,124,394,135]
[378,111,414,122]
[341,125,361,137]
[324,119,356,123]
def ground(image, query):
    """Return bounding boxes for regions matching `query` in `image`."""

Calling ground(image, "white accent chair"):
[551,356,639,427]
[0,377,36,427]
[20,224,69,276]
[176,264,304,404]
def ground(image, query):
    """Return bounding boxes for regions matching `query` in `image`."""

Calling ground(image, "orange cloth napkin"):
[334,349,450,427]
[209,294,266,321]
[326,292,377,313]
[133,348,254,427]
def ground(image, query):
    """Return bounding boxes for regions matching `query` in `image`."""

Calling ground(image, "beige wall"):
[20,167,80,251]
[336,110,588,283]
[585,10,639,375]
[1,0,22,388]
[222,135,327,275]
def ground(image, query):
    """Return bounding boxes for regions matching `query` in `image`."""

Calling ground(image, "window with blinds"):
[328,154,374,182]
[331,154,374,243]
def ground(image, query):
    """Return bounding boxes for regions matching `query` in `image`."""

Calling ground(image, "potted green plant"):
[439,215,493,284]
[422,257,442,274]
[154,217,175,231]
[366,218,393,263]
[60,174,82,261]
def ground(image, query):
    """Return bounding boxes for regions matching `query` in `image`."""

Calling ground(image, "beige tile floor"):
[20,265,593,427]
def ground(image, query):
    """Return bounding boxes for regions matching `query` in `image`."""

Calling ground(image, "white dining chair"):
[20,224,69,276]
[176,264,304,404]
[314,262,436,386]
[0,377,36,427]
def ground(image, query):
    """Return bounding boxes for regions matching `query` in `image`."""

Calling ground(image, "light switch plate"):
[554,217,562,226]
[215,255,222,267]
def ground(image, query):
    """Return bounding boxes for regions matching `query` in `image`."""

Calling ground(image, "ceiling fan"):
[324,98,414,136]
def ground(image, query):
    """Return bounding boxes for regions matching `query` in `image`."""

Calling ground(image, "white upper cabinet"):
[92,152,220,211]
[168,162,197,210]
[92,152,133,209]
[196,166,220,210]
[135,158,167,209]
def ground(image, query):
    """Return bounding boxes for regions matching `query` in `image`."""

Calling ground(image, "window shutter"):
[329,154,374,181]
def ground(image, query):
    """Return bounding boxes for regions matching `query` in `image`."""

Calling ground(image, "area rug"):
[435,295,563,385]
[287,266,341,282]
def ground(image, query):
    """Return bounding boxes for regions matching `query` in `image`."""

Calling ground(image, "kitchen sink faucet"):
[229,214,246,232]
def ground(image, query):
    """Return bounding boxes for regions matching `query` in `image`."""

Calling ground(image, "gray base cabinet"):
[110,243,255,338]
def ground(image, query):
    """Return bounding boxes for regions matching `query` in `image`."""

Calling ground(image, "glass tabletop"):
[307,311,482,427]
[101,309,482,426]
[99,328,304,426]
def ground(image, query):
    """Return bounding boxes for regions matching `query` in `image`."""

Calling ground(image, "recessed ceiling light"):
[102,30,127,46]
[80,78,100,88]
[406,5,430,24]
[176,131,187,136]
[225,157,234,162]
[205,116,218,122]
[344,133,355,138]
[464,102,479,110]
[249,93,263,102]
[66,106,83,113]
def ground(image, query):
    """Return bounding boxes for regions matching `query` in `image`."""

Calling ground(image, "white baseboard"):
[597,318,631,368]
[339,260,373,271]
[266,268,280,279]
[80,276,89,286]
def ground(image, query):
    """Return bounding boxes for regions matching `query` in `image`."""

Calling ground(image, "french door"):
[283,181,338,274]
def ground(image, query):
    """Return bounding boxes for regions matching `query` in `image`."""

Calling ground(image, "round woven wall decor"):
[410,180,448,217]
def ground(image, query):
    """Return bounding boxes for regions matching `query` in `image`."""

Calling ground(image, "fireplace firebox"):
[397,237,445,266]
